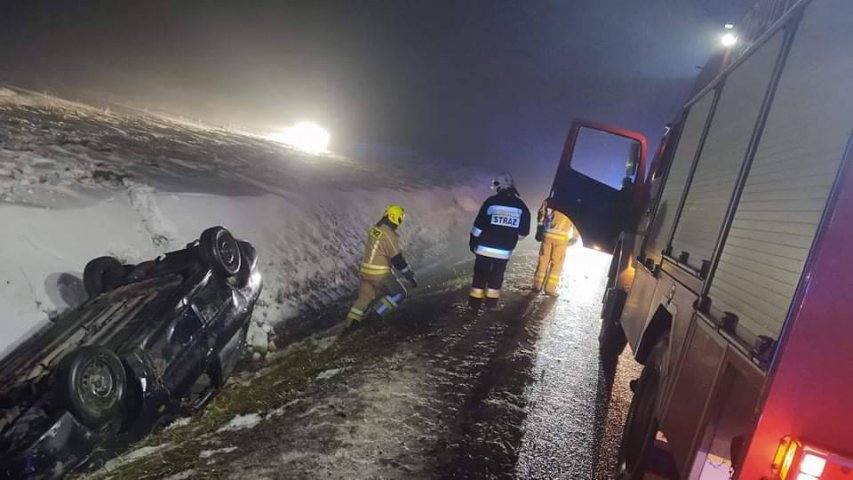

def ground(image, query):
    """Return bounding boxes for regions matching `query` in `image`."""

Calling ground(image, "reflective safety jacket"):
[470,190,531,260]
[539,208,576,245]
[360,221,411,279]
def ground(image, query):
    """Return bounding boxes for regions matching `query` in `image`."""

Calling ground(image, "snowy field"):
[0,86,488,358]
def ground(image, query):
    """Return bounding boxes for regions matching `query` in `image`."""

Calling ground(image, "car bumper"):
[2,411,101,479]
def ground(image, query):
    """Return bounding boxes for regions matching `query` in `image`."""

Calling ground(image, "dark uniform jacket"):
[469,190,531,259]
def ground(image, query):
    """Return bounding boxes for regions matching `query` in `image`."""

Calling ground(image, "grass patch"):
[78,292,447,480]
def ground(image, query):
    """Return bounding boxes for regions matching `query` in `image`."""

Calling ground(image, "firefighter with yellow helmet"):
[533,199,577,296]
[345,204,417,329]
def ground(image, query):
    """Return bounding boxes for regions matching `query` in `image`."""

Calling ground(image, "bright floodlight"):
[272,122,330,154]
[721,32,738,47]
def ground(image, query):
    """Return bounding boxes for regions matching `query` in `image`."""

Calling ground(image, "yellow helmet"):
[384,204,406,226]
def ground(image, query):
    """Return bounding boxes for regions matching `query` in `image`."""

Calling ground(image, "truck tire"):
[599,288,628,362]
[83,256,126,297]
[55,346,127,429]
[199,226,242,277]
[617,335,669,479]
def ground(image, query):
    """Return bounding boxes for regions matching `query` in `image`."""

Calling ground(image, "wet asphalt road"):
[513,245,640,479]
[84,244,640,479]
[232,244,639,479]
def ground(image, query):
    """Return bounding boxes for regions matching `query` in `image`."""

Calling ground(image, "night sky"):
[0,0,751,195]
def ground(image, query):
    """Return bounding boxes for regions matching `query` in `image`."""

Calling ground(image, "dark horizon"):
[0,0,751,194]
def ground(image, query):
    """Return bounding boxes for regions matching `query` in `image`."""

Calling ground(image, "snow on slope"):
[0,87,488,357]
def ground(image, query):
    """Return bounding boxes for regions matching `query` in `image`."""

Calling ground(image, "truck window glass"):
[569,127,641,189]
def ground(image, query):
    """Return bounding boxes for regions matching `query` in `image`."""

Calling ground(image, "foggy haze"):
[0,0,750,196]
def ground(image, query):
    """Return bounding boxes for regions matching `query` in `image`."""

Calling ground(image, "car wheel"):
[55,346,127,429]
[235,241,257,288]
[199,226,242,277]
[617,335,669,479]
[83,256,126,297]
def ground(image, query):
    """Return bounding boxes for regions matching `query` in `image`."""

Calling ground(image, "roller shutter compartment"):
[709,0,853,343]
[670,31,785,273]
[645,92,715,264]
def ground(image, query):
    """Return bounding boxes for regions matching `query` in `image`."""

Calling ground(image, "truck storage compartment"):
[708,0,853,345]
[645,92,716,264]
[669,31,786,273]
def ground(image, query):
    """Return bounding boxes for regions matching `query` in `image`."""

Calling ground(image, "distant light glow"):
[721,32,738,48]
[268,121,330,154]
[724,23,734,30]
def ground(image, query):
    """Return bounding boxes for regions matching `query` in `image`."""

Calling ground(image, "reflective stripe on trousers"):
[360,262,391,276]
[544,231,570,242]
[347,274,405,323]
[469,255,508,310]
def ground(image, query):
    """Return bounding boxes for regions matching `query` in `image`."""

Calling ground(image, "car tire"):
[83,256,126,297]
[199,226,242,277]
[617,335,669,479]
[235,241,257,288]
[55,346,127,429]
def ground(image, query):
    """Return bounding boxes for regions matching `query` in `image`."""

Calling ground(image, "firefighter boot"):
[468,288,484,314]
[484,289,502,311]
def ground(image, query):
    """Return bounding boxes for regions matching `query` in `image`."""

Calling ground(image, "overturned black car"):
[0,226,262,479]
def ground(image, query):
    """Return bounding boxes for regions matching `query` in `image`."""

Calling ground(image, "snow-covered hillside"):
[0,87,488,358]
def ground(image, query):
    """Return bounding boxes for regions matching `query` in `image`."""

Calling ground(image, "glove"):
[404,270,418,288]
[535,225,544,242]
[469,234,478,253]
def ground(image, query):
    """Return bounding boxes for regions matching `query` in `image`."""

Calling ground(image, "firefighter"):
[345,205,418,329]
[533,199,577,296]
[468,172,531,313]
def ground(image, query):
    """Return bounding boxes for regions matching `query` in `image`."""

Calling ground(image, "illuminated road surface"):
[514,244,641,479]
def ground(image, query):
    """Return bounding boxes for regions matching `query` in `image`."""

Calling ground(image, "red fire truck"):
[548,0,853,478]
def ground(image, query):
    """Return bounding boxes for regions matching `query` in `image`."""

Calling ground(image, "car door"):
[548,119,648,252]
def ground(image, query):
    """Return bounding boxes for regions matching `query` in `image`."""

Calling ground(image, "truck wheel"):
[618,335,669,479]
[199,226,242,277]
[603,242,622,305]
[55,346,127,429]
[83,256,126,297]
[599,288,628,362]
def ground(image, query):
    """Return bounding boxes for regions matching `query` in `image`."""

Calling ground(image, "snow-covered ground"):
[0,86,488,358]
[78,246,637,480]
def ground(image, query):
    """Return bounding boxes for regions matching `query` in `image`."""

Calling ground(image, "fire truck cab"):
[549,0,853,478]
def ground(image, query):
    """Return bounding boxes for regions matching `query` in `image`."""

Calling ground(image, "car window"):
[171,308,204,345]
